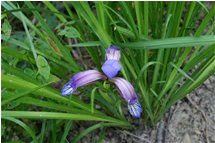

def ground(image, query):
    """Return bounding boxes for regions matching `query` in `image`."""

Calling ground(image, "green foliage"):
[2,18,12,40]
[36,55,50,81]
[58,26,80,38]
[1,1,215,142]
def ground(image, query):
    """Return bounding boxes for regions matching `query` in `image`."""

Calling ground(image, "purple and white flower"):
[110,77,142,118]
[61,45,142,118]
[102,45,122,79]
[61,70,107,96]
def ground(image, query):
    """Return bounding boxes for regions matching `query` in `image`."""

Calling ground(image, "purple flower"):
[110,77,142,118]
[101,45,122,79]
[61,70,107,96]
[61,45,143,119]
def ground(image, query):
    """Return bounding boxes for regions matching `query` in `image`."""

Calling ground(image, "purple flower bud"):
[61,70,107,96]
[110,77,142,118]
[106,45,121,61]
[101,60,122,79]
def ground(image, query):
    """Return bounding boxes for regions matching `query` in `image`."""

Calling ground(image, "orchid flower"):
[61,45,142,118]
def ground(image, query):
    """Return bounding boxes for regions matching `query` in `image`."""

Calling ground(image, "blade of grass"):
[95,2,107,32]
[60,121,73,143]
[2,62,37,84]
[183,45,215,72]
[136,61,163,85]
[91,87,98,114]
[72,122,124,143]
[180,2,197,36]
[115,26,136,39]
[156,14,172,90]
[143,1,149,86]
[135,1,144,35]
[2,117,38,143]
[104,4,132,30]
[169,62,194,82]
[118,35,215,49]
[20,9,37,61]
[195,4,215,36]
[120,2,139,39]
[51,120,57,143]
[197,1,209,13]
[16,97,91,114]
[2,47,36,65]
[186,57,215,93]
[189,3,215,60]
[171,2,185,37]
[43,1,67,23]
[2,80,58,106]
[2,111,130,126]
[98,126,106,143]
[39,120,46,143]
[72,123,103,143]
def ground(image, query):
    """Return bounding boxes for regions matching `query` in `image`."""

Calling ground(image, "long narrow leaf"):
[118,35,215,49]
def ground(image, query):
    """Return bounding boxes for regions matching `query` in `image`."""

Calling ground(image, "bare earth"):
[100,75,215,143]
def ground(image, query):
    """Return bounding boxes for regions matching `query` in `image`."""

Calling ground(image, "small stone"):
[194,129,201,135]
[181,133,192,143]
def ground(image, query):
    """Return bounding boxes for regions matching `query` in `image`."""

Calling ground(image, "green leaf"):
[91,87,98,114]
[36,55,50,81]
[2,117,38,143]
[58,26,80,38]
[66,41,101,47]
[60,121,73,143]
[118,35,215,49]
[72,123,103,143]
[2,80,57,106]
[24,68,37,78]
[2,19,12,40]
[1,111,130,126]
[169,62,194,82]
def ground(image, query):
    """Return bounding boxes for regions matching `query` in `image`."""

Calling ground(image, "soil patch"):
[101,75,215,143]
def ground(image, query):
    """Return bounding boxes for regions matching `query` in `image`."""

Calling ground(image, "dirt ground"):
[99,75,215,143]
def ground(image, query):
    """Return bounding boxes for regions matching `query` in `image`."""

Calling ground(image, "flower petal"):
[110,77,136,102]
[73,70,107,87]
[61,70,107,96]
[106,45,121,61]
[101,60,122,79]
[110,77,142,118]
